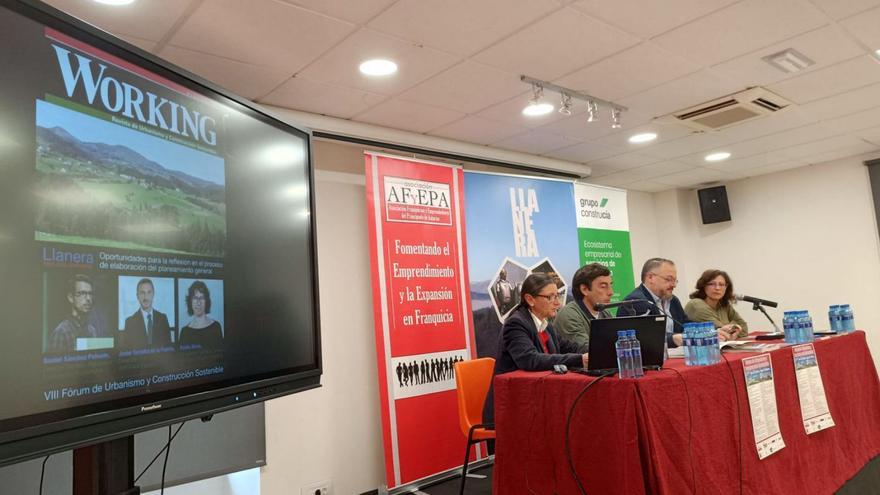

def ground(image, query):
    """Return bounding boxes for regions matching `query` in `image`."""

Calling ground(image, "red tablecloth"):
[493,331,880,494]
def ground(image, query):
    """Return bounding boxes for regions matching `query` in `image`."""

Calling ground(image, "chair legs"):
[459,427,477,495]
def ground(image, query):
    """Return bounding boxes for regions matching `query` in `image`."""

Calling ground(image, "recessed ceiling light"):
[359,59,397,76]
[628,132,657,144]
[93,0,136,5]
[705,152,731,162]
[522,102,554,116]
[875,49,880,58]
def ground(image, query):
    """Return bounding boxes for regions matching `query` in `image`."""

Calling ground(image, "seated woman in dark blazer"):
[483,273,589,424]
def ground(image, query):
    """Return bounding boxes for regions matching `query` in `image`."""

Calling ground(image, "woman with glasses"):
[684,269,748,339]
[484,273,588,424]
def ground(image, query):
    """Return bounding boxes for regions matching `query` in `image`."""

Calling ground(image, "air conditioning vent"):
[659,88,792,131]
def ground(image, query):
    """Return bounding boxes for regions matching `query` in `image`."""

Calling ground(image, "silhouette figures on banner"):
[396,356,464,388]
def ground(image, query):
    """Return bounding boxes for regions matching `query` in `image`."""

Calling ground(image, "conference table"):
[492,331,880,494]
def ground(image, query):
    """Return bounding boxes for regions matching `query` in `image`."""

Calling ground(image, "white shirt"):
[645,287,674,339]
[529,310,548,333]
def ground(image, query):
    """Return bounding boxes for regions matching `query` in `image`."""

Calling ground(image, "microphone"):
[735,294,778,308]
[594,299,644,311]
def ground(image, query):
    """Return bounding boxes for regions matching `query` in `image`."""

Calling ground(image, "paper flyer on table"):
[742,354,786,459]
[791,344,835,434]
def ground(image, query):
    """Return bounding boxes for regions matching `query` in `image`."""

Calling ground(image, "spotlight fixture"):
[586,101,598,123]
[704,151,731,162]
[522,83,554,117]
[520,75,627,129]
[359,59,398,76]
[628,132,657,144]
[558,93,573,116]
[611,108,621,129]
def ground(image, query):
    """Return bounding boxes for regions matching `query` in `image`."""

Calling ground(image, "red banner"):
[365,152,478,488]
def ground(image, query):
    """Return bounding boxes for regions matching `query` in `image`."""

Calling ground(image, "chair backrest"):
[453,357,495,436]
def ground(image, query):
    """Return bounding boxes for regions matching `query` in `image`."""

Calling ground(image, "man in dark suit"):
[121,278,172,349]
[619,258,691,349]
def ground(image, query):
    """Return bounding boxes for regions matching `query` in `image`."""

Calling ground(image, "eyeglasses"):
[74,291,93,298]
[650,272,678,284]
[534,293,561,302]
[706,282,728,288]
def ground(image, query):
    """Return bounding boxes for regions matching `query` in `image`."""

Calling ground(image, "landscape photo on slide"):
[33,99,227,256]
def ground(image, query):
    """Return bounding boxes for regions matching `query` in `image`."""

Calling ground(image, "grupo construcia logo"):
[579,197,612,219]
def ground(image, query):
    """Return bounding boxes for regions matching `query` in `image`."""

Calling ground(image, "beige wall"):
[626,153,880,361]
[260,137,880,494]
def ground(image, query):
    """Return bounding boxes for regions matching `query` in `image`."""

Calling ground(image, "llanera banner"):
[463,172,580,359]
[573,184,635,304]
[365,153,475,489]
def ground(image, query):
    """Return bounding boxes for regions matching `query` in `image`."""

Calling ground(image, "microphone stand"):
[751,301,780,333]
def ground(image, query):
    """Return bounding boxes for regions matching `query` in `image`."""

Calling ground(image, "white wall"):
[626,153,880,362]
[261,142,385,494]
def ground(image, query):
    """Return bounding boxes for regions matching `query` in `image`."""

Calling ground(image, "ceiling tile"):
[159,45,291,99]
[493,130,582,155]
[170,0,355,72]
[476,91,576,129]
[118,35,157,53]
[775,134,877,160]
[676,121,836,165]
[588,160,694,185]
[709,107,818,144]
[840,6,880,50]
[769,55,880,104]
[555,42,700,100]
[587,121,696,153]
[587,152,662,171]
[259,76,388,119]
[820,106,880,133]
[737,160,810,177]
[802,141,879,163]
[428,116,529,145]
[642,132,732,160]
[368,0,562,56]
[652,167,727,187]
[472,7,640,81]
[617,69,743,119]
[44,0,196,42]
[543,141,621,163]
[297,28,461,96]
[854,125,880,145]
[812,0,880,20]
[652,0,828,67]
[354,98,465,133]
[570,0,739,39]
[798,82,880,120]
[624,180,673,193]
[397,61,524,113]
[703,153,803,173]
[711,25,865,89]
[278,0,398,24]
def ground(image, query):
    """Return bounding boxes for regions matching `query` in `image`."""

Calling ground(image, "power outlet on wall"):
[301,480,332,495]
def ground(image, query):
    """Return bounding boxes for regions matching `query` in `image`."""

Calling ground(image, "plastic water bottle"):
[805,311,815,342]
[616,330,633,378]
[706,322,720,364]
[693,325,706,366]
[841,305,855,332]
[629,330,644,378]
[829,305,841,332]
[683,323,695,366]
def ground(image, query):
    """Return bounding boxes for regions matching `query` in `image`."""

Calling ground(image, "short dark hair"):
[67,274,93,295]
[641,258,674,282]
[518,273,557,308]
[136,278,154,292]
[572,263,611,297]
[689,269,735,307]
[185,280,211,316]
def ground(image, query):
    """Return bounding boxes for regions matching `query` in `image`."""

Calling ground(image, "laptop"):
[587,315,667,371]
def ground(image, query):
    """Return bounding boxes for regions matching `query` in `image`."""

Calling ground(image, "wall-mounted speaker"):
[697,185,731,224]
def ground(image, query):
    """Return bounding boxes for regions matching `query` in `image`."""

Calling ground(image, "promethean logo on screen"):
[140,404,162,412]
[50,44,218,146]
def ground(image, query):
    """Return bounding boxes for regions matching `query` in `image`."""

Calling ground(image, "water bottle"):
[783,311,793,343]
[693,325,706,366]
[683,323,695,366]
[841,305,855,332]
[616,330,633,378]
[829,305,841,332]
[794,311,806,344]
[629,330,644,378]
[805,311,814,342]
[706,322,720,364]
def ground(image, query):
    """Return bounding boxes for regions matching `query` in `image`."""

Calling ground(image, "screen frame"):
[0,0,323,466]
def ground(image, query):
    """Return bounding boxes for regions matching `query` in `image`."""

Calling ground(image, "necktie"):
[147,313,153,345]
[539,331,550,353]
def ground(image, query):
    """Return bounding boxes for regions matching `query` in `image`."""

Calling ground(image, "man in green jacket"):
[555,263,614,347]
